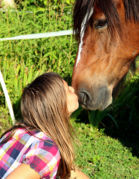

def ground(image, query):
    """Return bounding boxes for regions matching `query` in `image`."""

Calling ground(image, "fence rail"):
[0,30,73,41]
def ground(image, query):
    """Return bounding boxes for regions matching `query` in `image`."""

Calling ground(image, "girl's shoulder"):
[14,128,57,146]
[21,129,61,178]
[0,127,60,160]
[0,128,60,178]
[29,130,59,153]
[17,128,59,152]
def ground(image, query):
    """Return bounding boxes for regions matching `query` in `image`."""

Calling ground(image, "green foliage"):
[15,0,74,10]
[112,74,139,122]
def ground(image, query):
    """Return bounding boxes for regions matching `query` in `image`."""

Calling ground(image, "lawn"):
[72,119,139,178]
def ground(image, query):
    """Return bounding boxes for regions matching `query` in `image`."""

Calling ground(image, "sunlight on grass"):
[71,119,139,178]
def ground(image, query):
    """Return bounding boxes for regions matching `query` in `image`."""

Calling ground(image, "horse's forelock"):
[98,0,121,36]
[124,0,139,22]
[73,0,95,41]
[73,0,139,40]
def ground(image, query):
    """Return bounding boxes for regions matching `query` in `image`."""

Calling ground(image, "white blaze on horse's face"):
[75,8,94,67]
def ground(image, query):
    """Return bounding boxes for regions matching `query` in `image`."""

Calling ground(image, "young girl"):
[0,72,89,179]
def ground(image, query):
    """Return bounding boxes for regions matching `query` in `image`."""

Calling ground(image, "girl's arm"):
[6,164,40,179]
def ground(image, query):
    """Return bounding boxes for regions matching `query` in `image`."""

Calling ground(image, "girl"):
[0,72,88,179]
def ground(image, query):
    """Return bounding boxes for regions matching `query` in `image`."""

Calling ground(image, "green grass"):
[0,107,12,134]
[71,119,139,178]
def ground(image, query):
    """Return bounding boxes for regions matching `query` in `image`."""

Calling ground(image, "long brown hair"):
[0,72,74,178]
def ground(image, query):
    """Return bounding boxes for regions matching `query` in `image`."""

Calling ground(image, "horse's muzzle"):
[78,86,112,110]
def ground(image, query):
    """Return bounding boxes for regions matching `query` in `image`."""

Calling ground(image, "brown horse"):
[72,0,139,111]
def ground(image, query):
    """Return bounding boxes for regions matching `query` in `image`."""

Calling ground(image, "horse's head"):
[72,0,139,110]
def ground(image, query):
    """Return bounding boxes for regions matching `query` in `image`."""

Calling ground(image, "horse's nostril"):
[78,90,91,105]
[78,86,111,110]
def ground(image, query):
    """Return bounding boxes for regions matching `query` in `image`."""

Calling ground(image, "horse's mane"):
[73,0,139,40]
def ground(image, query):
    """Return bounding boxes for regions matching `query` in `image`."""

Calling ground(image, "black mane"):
[73,0,139,40]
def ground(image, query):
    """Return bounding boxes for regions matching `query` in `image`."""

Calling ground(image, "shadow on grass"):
[72,74,139,158]
[13,97,22,122]
[101,116,139,158]
[102,74,139,157]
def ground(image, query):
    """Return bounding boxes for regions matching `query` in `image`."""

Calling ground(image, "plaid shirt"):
[0,128,60,179]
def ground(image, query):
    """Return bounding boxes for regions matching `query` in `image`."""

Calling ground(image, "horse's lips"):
[80,96,112,111]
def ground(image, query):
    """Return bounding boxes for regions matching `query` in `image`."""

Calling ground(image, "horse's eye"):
[94,19,108,29]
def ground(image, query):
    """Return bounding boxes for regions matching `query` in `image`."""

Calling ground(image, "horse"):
[72,0,139,111]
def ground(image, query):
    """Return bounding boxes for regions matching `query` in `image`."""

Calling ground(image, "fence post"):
[0,70,15,124]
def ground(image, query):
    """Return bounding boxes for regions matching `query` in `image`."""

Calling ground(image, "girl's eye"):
[94,19,108,29]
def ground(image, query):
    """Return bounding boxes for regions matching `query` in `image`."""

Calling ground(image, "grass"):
[71,119,139,178]
[0,107,12,134]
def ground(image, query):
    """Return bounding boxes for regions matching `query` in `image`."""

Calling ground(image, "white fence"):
[0,30,73,41]
[0,30,73,124]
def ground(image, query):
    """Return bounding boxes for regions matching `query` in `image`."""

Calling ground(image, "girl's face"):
[63,81,79,115]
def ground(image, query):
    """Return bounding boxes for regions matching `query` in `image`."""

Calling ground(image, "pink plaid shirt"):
[0,128,61,178]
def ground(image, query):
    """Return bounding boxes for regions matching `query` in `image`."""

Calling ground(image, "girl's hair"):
[0,72,74,178]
